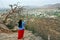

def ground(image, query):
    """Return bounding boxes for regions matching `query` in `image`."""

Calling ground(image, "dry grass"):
[26,18,60,40]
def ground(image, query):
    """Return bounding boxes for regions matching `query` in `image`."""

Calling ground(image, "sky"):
[0,0,60,8]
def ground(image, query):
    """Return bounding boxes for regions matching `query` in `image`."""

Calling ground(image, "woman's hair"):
[18,20,22,28]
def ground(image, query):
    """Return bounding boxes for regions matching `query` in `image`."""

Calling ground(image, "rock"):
[0,24,12,33]
[11,26,18,32]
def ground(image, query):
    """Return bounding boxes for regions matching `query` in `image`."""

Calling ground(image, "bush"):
[6,24,14,29]
[7,22,14,29]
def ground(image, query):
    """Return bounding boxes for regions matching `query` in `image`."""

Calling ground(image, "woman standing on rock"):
[18,19,25,40]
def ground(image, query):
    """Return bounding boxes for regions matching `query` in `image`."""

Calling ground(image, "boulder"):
[0,24,12,33]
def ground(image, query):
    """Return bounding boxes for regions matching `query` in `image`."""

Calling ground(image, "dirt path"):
[0,30,44,40]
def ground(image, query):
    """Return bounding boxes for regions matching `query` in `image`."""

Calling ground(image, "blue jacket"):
[18,21,25,30]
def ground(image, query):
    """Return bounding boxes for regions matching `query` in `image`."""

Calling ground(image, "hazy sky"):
[0,0,60,8]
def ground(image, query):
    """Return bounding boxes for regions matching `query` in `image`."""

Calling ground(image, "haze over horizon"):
[0,0,60,8]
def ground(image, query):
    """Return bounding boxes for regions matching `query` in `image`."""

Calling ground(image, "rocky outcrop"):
[0,24,12,33]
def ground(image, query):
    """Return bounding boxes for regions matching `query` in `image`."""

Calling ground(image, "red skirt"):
[18,30,24,39]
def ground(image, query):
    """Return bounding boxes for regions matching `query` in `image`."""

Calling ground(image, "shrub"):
[6,21,15,29]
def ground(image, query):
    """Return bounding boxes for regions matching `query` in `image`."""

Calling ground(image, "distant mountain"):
[0,8,9,10]
[23,6,41,9]
[0,8,10,13]
[40,3,60,9]
[0,3,60,10]
[22,3,60,9]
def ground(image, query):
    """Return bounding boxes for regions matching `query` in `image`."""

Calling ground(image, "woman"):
[18,19,25,40]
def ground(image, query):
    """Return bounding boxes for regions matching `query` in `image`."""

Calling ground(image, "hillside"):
[40,3,60,9]
[0,30,44,40]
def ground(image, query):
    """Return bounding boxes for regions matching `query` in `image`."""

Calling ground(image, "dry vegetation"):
[26,18,60,40]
